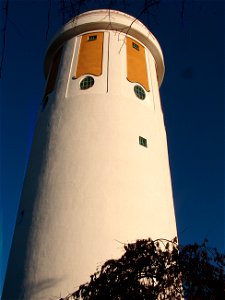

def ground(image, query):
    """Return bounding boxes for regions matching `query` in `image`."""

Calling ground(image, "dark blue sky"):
[0,0,224,296]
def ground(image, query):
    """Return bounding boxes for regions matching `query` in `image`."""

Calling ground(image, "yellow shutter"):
[44,47,63,98]
[126,37,149,91]
[75,32,103,78]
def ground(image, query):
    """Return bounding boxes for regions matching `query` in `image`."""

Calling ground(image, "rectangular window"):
[76,32,103,78]
[139,136,147,147]
[88,35,97,41]
[43,46,63,100]
[127,37,149,91]
[132,42,139,51]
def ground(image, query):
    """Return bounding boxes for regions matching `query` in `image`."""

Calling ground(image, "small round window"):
[80,76,94,90]
[134,85,146,100]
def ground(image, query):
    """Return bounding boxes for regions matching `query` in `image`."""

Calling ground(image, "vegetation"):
[60,238,225,300]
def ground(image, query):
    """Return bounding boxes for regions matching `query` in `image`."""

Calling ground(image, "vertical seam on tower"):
[147,53,155,112]
[106,31,110,93]
[66,38,76,98]
[148,56,155,111]
[150,65,156,111]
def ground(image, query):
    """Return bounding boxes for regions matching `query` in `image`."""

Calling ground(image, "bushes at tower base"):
[61,238,225,300]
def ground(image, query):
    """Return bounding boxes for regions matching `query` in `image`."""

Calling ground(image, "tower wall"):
[2,10,177,299]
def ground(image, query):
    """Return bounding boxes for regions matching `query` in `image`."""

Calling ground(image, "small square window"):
[139,136,147,147]
[88,35,97,41]
[132,42,139,51]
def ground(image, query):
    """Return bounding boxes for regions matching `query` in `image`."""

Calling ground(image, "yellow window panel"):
[44,47,63,98]
[126,37,149,91]
[75,32,103,78]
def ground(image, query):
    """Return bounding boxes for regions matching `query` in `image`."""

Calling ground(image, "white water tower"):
[2,10,177,299]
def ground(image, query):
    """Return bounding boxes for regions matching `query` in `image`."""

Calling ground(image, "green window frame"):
[134,85,146,100]
[139,136,147,147]
[80,76,95,90]
[132,42,139,51]
[88,35,97,41]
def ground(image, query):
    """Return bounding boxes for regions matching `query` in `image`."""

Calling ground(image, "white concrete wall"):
[2,10,177,300]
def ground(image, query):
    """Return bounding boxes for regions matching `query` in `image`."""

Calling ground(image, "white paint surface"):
[2,10,177,299]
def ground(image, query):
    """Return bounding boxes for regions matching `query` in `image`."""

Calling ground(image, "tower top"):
[44,9,165,86]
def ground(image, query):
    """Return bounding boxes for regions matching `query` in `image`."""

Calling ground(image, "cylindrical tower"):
[2,10,177,299]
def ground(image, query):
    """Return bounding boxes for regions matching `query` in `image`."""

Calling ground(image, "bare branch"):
[46,0,52,40]
[0,0,9,79]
